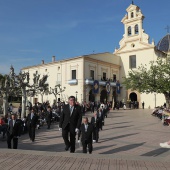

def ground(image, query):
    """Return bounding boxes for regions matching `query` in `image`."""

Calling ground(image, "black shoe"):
[65,145,70,151]
[70,151,75,153]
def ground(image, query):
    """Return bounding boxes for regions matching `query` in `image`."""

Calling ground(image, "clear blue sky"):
[0,0,170,74]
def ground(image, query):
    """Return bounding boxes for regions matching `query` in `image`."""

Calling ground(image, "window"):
[128,26,131,36]
[113,74,116,82]
[135,24,139,34]
[90,70,94,80]
[72,70,76,79]
[103,72,106,81]
[129,55,136,69]
[131,12,134,18]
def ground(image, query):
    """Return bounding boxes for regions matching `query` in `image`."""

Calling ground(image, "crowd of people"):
[151,104,170,148]
[0,98,111,153]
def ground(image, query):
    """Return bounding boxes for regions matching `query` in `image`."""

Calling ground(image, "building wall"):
[23,57,84,104]
[114,3,166,109]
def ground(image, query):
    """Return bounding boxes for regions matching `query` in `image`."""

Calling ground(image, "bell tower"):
[116,3,152,50]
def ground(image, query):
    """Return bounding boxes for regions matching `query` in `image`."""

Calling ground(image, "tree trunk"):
[21,88,26,118]
[164,92,170,108]
[3,94,8,116]
[41,93,43,103]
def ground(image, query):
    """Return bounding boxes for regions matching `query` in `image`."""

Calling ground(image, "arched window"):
[135,24,139,34]
[131,12,134,18]
[128,26,131,36]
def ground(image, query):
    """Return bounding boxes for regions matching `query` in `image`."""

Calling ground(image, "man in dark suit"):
[78,117,94,154]
[45,106,52,129]
[97,108,104,130]
[26,108,38,142]
[7,113,21,149]
[91,112,100,142]
[81,103,86,116]
[59,96,82,153]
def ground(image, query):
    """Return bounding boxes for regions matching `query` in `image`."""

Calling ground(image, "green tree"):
[123,59,170,107]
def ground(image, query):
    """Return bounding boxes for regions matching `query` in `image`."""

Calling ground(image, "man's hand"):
[59,128,62,131]
[78,140,80,143]
[75,128,79,133]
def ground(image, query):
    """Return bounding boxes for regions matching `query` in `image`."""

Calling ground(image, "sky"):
[0,0,170,74]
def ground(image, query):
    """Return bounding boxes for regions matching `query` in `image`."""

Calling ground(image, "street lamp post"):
[75,91,78,102]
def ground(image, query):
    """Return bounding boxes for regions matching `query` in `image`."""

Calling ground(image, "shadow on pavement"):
[141,148,170,157]
[99,133,139,143]
[102,125,134,131]
[100,142,146,154]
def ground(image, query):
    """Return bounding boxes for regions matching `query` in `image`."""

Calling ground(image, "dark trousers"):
[62,124,76,152]
[47,121,51,129]
[93,128,99,142]
[91,107,94,113]
[82,140,93,154]
[7,135,18,149]
[28,126,35,141]
[99,118,103,130]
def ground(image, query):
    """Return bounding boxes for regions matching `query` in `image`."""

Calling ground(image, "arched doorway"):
[89,89,95,102]
[129,92,137,101]
[100,89,107,103]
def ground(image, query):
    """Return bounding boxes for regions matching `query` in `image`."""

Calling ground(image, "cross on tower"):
[132,0,134,4]
[165,25,170,33]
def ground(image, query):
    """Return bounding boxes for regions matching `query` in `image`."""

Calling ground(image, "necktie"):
[13,120,15,127]
[85,124,88,132]
[70,106,73,116]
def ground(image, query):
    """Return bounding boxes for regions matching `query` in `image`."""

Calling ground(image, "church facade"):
[114,3,166,109]
[22,3,167,108]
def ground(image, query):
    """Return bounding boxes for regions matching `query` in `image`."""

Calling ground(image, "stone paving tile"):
[1,109,170,169]
[0,150,170,170]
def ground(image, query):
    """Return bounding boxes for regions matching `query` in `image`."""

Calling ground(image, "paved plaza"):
[1,109,170,169]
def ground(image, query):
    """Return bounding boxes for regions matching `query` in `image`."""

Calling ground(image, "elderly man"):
[78,117,94,154]
[59,96,82,153]
[91,112,100,143]
[26,108,38,142]
[7,113,21,149]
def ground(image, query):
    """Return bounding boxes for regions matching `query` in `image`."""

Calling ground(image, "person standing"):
[91,112,100,142]
[59,96,82,153]
[45,106,52,129]
[78,117,94,154]
[26,108,38,142]
[7,114,21,149]
[142,102,145,109]
[97,108,104,130]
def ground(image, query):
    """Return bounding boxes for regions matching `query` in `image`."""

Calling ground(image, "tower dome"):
[156,34,170,53]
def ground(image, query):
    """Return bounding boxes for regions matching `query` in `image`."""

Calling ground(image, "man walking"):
[78,117,94,154]
[45,106,52,129]
[59,96,82,153]
[27,108,38,142]
[91,112,100,142]
[142,101,145,109]
[7,113,21,149]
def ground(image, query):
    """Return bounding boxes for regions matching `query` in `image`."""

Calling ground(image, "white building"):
[114,3,166,109]
[22,2,168,108]
[22,53,120,105]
